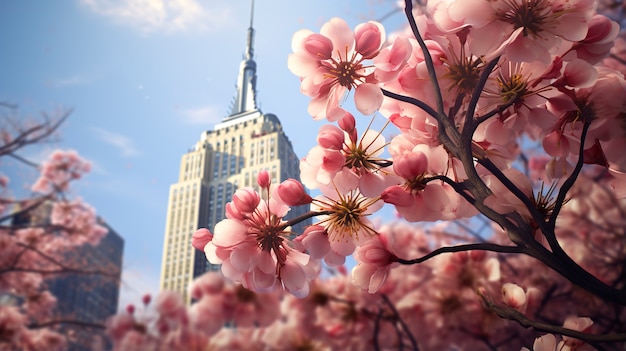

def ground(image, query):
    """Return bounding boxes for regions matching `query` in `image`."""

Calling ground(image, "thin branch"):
[395,242,525,265]
[29,319,106,330]
[0,266,119,277]
[403,0,445,118]
[381,294,420,351]
[0,109,70,157]
[282,210,332,230]
[463,56,501,136]
[480,293,626,345]
[381,89,438,119]
[14,242,121,278]
[547,120,591,228]
[373,309,383,351]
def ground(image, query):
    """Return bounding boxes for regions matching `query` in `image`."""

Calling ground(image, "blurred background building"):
[10,205,124,351]
[47,219,124,351]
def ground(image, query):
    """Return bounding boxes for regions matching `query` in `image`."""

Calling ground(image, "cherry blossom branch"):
[11,242,121,278]
[474,97,519,125]
[547,120,591,228]
[476,157,547,228]
[479,293,626,345]
[381,89,438,119]
[0,266,119,277]
[28,319,105,330]
[463,56,501,134]
[282,210,332,230]
[395,242,525,265]
[403,0,445,119]
[373,309,383,351]
[381,294,420,351]
[0,109,70,158]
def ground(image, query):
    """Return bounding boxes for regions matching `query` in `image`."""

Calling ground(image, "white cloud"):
[180,105,223,125]
[80,0,237,34]
[52,75,94,88]
[90,127,141,157]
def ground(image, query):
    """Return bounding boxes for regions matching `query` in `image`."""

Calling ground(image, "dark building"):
[10,205,124,351]
[47,219,124,351]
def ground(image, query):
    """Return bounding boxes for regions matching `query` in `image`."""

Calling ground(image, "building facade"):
[9,206,124,351]
[47,219,124,351]
[159,9,310,303]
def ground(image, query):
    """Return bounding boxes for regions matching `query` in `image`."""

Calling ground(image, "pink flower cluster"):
[1,148,109,350]
[195,171,318,297]
[31,150,91,193]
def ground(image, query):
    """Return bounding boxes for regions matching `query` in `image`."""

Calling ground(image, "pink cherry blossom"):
[191,228,213,251]
[502,283,528,312]
[275,178,313,206]
[288,18,388,120]
[311,186,383,256]
[31,150,91,193]
[203,176,317,296]
[352,232,396,293]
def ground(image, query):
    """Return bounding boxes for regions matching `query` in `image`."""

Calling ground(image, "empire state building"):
[159,5,309,303]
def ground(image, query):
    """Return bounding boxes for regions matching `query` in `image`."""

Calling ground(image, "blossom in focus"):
[288,18,388,120]
[202,171,318,297]
[311,185,383,256]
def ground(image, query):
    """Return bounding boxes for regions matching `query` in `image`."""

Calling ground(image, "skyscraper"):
[10,206,124,351]
[47,219,124,351]
[159,4,310,303]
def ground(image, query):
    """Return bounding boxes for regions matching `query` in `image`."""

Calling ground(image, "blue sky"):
[1,0,405,308]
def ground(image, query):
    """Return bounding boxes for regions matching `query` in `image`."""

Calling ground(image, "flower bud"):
[381,185,413,207]
[355,21,384,59]
[393,152,428,179]
[502,283,527,310]
[338,111,355,130]
[142,294,151,306]
[303,33,333,59]
[232,187,261,213]
[277,179,313,206]
[257,169,271,188]
[317,124,344,150]
[192,228,213,251]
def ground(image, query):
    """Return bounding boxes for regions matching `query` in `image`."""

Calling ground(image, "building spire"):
[245,0,254,60]
[227,0,258,118]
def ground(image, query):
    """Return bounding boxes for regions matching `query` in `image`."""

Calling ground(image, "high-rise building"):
[47,219,124,351]
[10,206,124,351]
[159,4,310,303]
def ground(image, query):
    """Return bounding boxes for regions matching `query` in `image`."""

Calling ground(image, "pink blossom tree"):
[0,105,118,350]
[111,0,626,349]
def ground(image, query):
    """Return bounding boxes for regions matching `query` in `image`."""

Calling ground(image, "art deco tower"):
[159,3,310,303]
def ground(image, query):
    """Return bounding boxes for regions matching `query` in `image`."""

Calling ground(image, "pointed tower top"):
[225,0,258,119]
[245,0,255,60]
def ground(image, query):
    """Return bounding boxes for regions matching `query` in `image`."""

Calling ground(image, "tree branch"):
[395,242,525,265]
[480,293,626,345]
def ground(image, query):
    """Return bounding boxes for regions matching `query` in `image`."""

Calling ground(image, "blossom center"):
[344,144,376,172]
[318,190,378,242]
[330,196,366,235]
[498,0,551,37]
[248,213,288,264]
[497,73,528,103]
[326,53,366,90]
[443,54,483,94]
